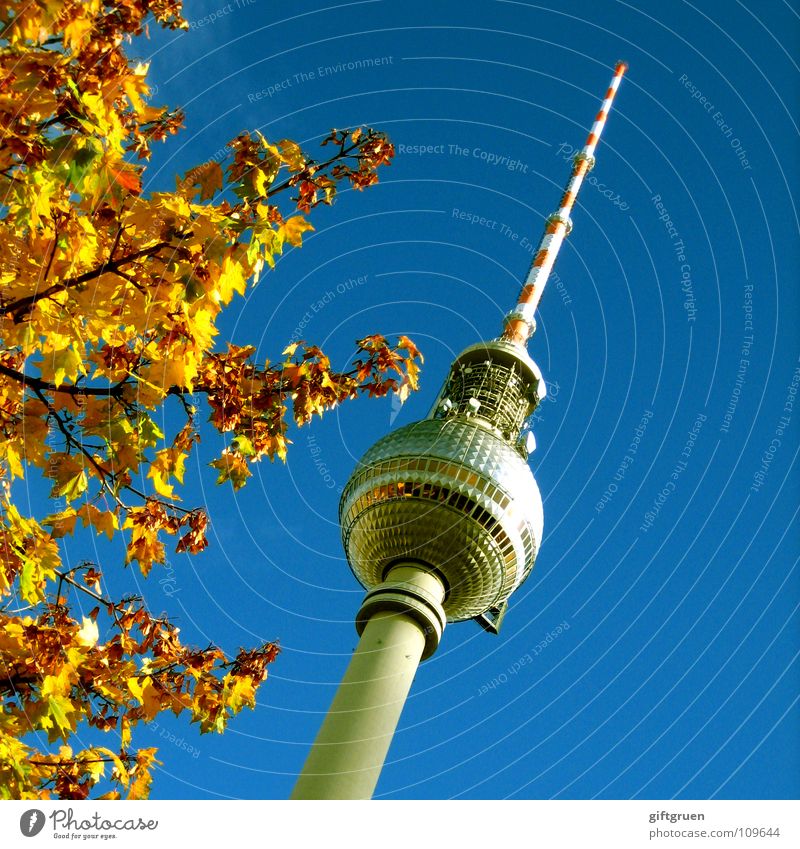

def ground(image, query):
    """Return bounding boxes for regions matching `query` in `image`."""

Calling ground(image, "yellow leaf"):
[185,161,223,201]
[210,450,252,491]
[281,216,314,247]
[49,345,84,386]
[215,254,247,304]
[147,448,187,500]
[76,503,118,540]
[42,507,78,538]
[47,454,88,502]
[127,677,144,704]
[160,354,196,392]
[277,139,305,171]
[4,444,24,479]
[63,15,93,50]
[41,666,77,698]
[86,759,105,782]
[226,675,256,712]
[147,467,174,499]
[91,747,127,787]
[127,748,160,800]
[125,525,165,577]
[128,676,161,720]
[45,695,76,741]
[141,679,162,721]
[252,167,272,196]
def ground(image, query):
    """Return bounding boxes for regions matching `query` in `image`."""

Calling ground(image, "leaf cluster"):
[0,0,420,798]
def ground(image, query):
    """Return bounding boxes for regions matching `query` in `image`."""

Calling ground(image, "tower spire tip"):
[501,61,629,348]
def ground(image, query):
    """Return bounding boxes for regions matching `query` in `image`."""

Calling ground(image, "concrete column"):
[291,563,446,800]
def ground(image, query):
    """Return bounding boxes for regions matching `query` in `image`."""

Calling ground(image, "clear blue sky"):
[54,0,800,799]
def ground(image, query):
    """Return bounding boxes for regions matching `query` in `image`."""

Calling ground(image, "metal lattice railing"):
[444,358,532,440]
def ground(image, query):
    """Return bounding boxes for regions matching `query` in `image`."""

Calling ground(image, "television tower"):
[292,61,628,800]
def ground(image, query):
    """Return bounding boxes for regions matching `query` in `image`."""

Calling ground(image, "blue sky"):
[51,0,800,799]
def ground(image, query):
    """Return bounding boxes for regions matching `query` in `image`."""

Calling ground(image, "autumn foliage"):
[0,0,420,798]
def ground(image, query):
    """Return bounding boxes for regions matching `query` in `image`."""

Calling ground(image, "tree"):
[0,0,421,799]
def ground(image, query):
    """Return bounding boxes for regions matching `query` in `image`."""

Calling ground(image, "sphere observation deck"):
[340,340,546,623]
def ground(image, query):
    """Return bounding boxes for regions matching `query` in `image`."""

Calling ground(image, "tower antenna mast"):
[503,60,628,347]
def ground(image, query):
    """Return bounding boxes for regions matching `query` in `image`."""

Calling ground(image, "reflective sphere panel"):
[340,418,543,621]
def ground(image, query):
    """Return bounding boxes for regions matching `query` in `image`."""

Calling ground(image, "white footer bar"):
[2,799,798,848]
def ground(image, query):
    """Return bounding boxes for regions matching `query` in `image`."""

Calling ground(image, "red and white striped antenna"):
[502,61,628,347]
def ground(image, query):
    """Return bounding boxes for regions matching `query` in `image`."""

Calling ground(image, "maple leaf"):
[47,346,84,386]
[124,504,170,575]
[147,448,186,500]
[277,139,305,171]
[45,696,76,742]
[398,335,423,363]
[76,504,118,540]
[217,253,248,303]
[281,216,314,247]
[47,455,88,502]
[127,748,161,800]
[42,508,79,538]
[183,161,224,201]
[175,509,209,554]
[109,165,142,195]
[210,450,252,491]
[63,14,94,50]
[3,444,25,479]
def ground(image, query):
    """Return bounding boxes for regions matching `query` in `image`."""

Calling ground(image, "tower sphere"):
[339,340,545,622]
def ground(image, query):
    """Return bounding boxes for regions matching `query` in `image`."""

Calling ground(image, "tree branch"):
[0,362,126,397]
[6,241,172,321]
[54,569,110,606]
[264,136,367,200]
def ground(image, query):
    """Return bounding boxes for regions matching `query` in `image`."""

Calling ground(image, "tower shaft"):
[292,564,445,800]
